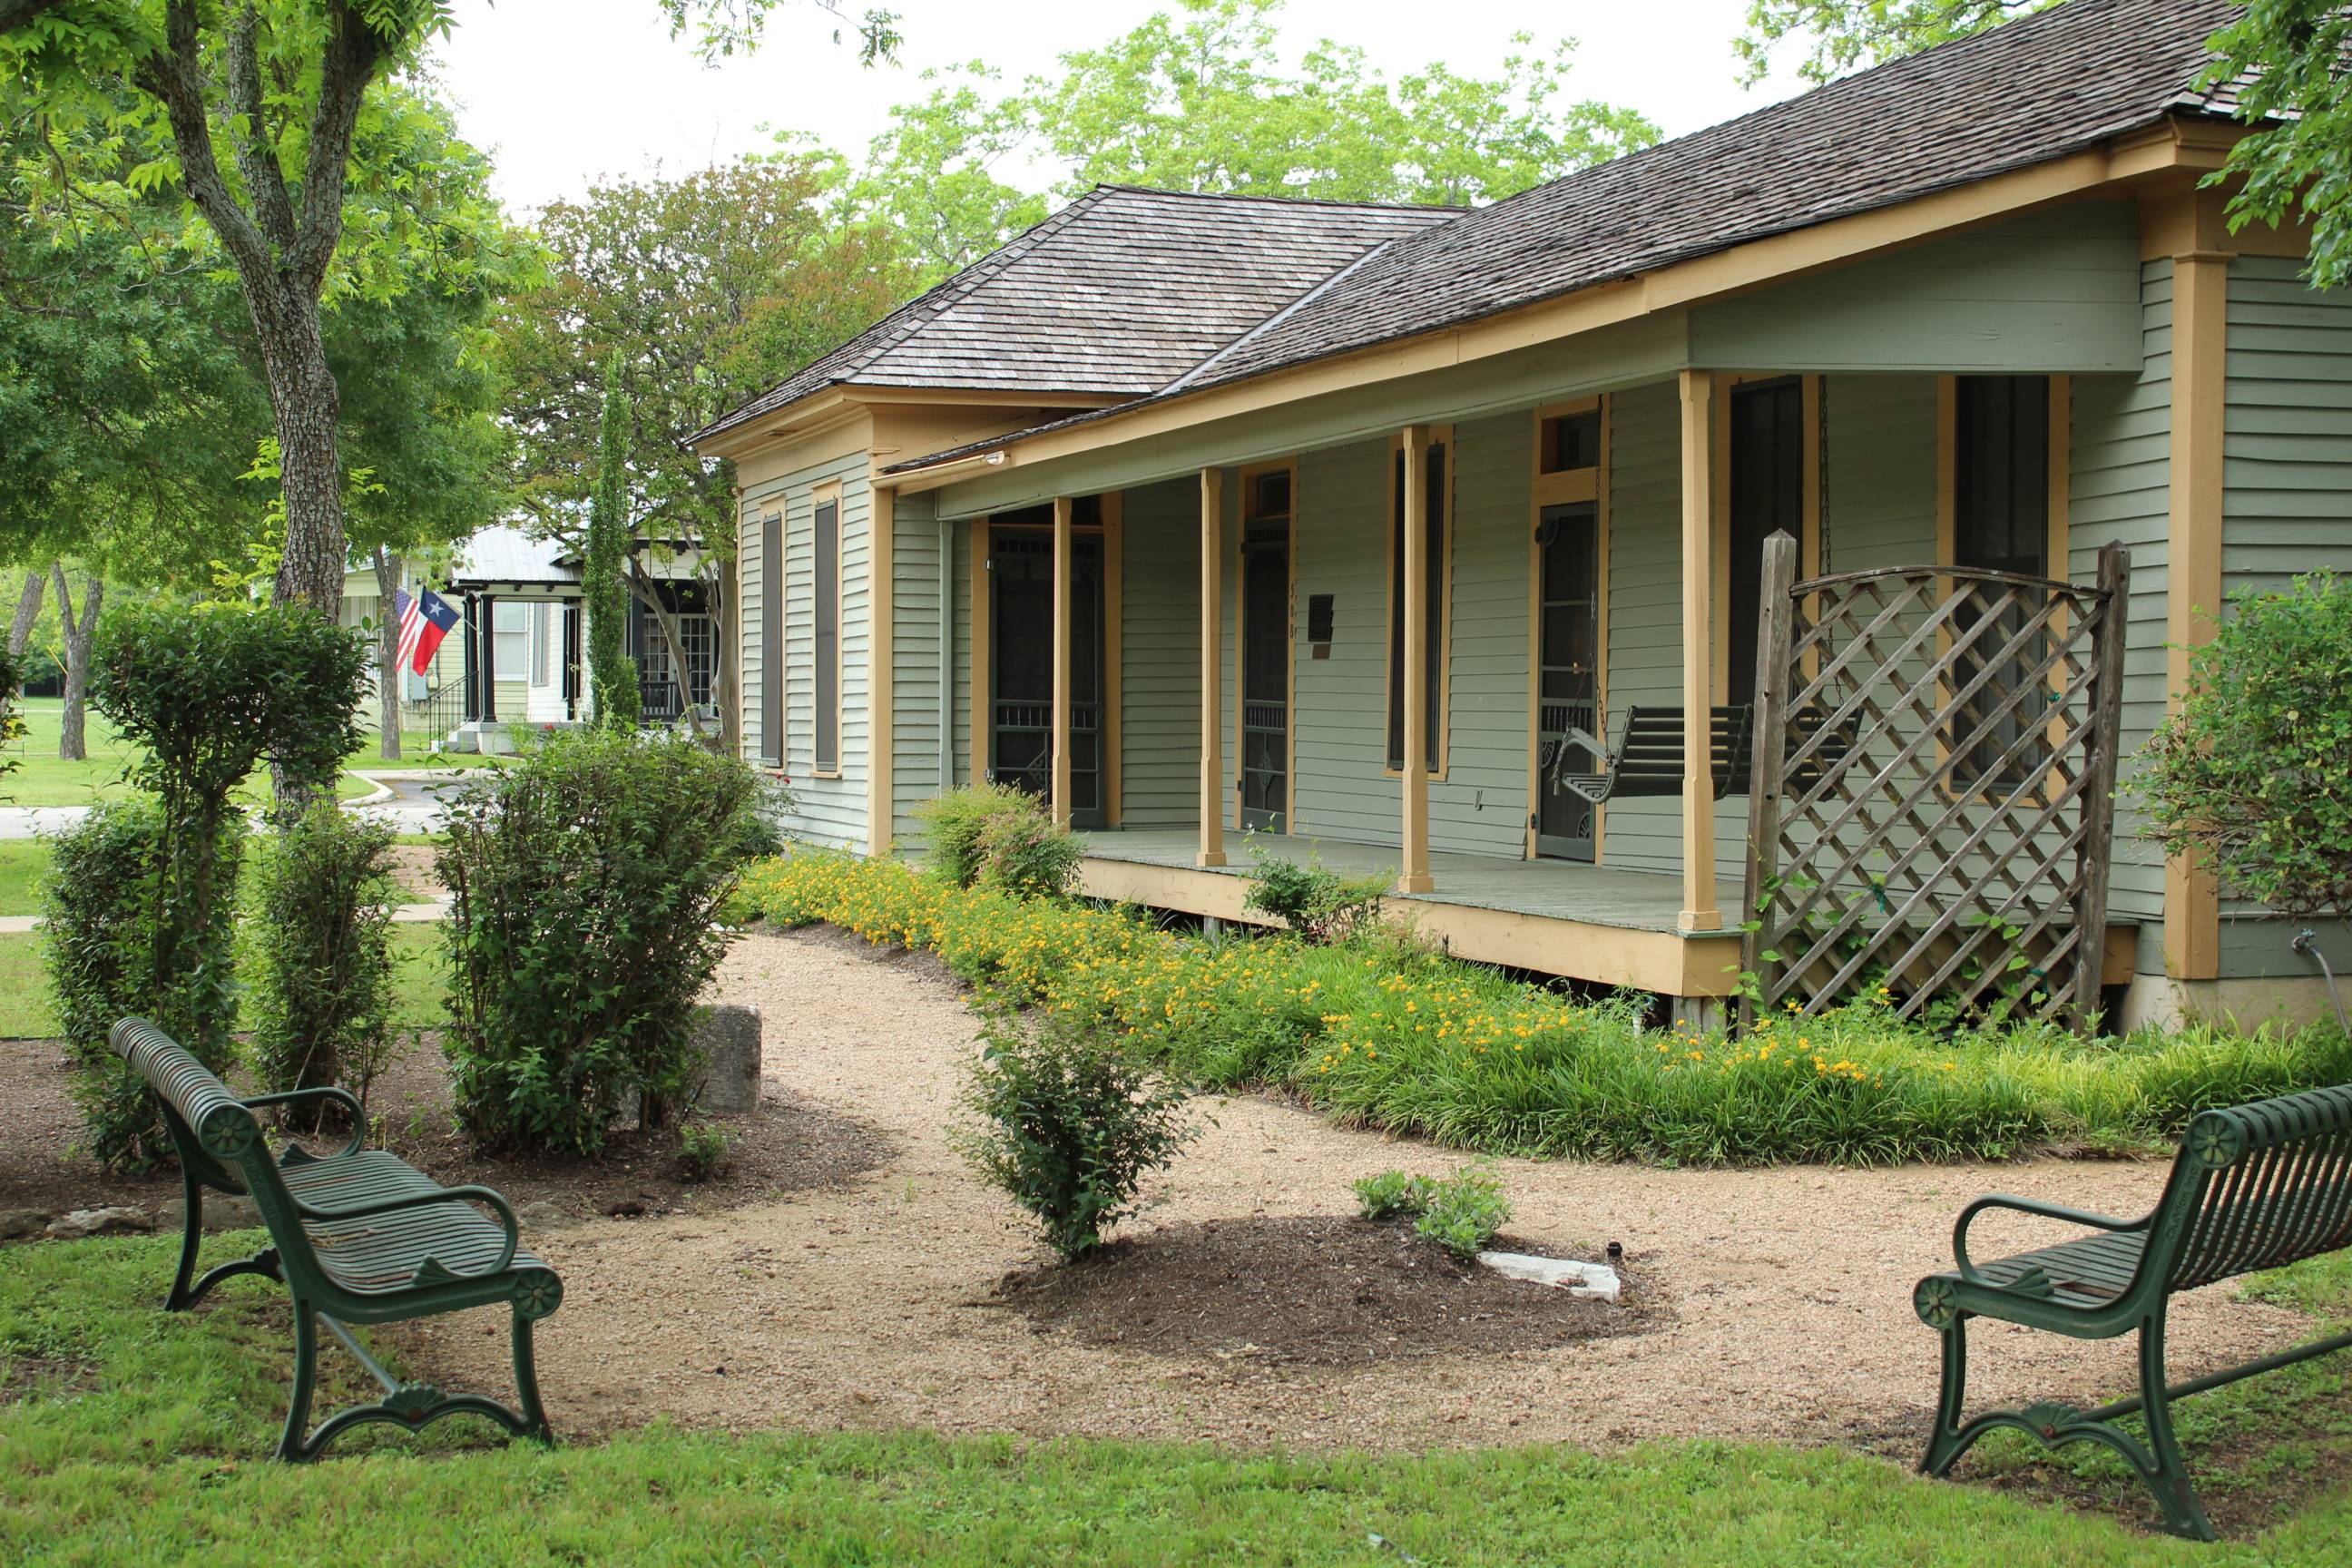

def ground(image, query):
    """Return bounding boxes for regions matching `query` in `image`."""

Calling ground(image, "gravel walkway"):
[401,927,2311,1455]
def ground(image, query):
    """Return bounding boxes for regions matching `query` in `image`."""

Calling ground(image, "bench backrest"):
[2150,1083,2352,1295]
[112,1017,318,1273]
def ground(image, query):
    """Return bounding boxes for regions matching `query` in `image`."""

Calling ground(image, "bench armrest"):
[297,1184,520,1276]
[241,1087,367,1158]
[1953,1193,2148,1285]
[1549,725,1614,804]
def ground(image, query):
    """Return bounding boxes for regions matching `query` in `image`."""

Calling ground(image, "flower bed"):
[739,851,2352,1166]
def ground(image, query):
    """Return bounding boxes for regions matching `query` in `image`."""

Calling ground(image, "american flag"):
[394,587,460,676]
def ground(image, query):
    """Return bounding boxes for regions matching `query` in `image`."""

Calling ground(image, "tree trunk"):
[52,566,101,762]
[628,564,710,742]
[5,571,42,668]
[256,285,348,618]
[704,564,740,755]
[372,546,404,760]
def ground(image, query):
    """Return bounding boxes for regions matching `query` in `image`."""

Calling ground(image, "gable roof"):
[689,185,1458,446]
[886,0,2241,475]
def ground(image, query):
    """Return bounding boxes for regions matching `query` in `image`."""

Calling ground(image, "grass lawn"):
[0,840,47,916]
[2,699,397,808]
[2,1233,2349,1564]
[0,924,442,1038]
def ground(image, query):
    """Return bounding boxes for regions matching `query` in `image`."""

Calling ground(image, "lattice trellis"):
[1740,536,2130,1033]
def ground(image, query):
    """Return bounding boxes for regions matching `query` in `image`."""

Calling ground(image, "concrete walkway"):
[0,901,446,935]
[0,765,481,841]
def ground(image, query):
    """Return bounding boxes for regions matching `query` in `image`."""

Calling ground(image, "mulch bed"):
[0,1031,895,1230]
[986,1213,1661,1367]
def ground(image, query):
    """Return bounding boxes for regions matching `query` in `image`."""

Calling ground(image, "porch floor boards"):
[1078,828,1700,937]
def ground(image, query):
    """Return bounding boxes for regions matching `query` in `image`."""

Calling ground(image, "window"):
[1726,377,1806,705]
[492,600,526,686]
[1539,409,1602,475]
[530,602,552,685]
[643,613,715,706]
[1949,375,2053,787]
[813,493,841,774]
[1387,438,1447,773]
[760,511,783,766]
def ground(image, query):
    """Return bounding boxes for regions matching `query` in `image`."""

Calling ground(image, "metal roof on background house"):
[884,0,2245,475]
[447,524,579,589]
[689,186,1460,446]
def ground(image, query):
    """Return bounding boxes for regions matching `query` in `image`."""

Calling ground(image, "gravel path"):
[401,927,2311,1455]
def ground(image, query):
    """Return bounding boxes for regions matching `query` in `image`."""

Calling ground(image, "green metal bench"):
[1913,1082,2352,1539]
[114,1016,562,1461]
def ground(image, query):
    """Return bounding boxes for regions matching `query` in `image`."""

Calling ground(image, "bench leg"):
[165,1171,283,1312]
[1920,1318,1972,1476]
[2136,1317,2214,1542]
[276,1305,554,1462]
[511,1306,554,1444]
[275,1298,322,1463]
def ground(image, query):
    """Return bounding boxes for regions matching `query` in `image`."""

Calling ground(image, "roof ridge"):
[1161,238,1401,395]
[1088,182,1468,215]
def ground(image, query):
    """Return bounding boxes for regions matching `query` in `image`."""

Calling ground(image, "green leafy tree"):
[586,355,641,729]
[2210,3,2352,291]
[0,0,897,622]
[1733,1,2054,85]
[495,156,904,749]
[837,0,1660,280]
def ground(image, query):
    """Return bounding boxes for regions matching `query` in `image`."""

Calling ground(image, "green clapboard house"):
[688,0,2350,1031]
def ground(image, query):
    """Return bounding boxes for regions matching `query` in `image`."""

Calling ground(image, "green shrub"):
[913,782,1045,888]
[1413,1166,1512,1260]
[1242,842,1388,943]
[439,727,769,1156]
[1353,1169,1436,1220]
[677,1120,738,1182]
[245,802,398,1112]
[974,807,1083,899]
[953,1011,1200,1260]
[42,803,182,1168]
[2139,571,2352,923]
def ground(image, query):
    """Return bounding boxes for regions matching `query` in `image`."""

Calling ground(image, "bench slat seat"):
[112,1016,560,1461]
[1914,1083,2352,1539]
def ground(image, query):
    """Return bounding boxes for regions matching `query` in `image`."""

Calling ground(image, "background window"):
[813,495,840,773]
[492,601,526,685]
[1728,377,1805,705]
[1950,375,2053,787]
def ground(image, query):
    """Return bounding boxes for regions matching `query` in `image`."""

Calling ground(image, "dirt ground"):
[364,926,2315,1461]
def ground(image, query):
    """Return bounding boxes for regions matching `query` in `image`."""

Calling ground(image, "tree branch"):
[285,0,388,291]
[136,0,276,292]
[223,3,299,252]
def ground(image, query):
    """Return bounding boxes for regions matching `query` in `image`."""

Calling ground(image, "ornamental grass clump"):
[953,1010,1200,1261]
[440,727,772,1156]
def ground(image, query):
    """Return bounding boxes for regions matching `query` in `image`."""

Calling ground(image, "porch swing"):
[1545,703,1855,807]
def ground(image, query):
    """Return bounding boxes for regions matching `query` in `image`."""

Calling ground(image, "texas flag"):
[394,588,460,676]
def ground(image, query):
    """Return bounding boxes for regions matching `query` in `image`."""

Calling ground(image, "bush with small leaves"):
[974,807,1083,899]
[1242,842,1388,944]
[245,801,398,1116]
[1352,1169,1436,1221]
[953,1011,1200,1260]
[1414,1166,1513,1261]
[914,782,1048,889]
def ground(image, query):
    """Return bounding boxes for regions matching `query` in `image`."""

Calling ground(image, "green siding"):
[1120,476,1201,828]
[890,488,944,847]
[1823,376,1937,571]
[1431,413,1538,858]
[1689,202,2143,373]
[1593,379,1682,875]
[1289,441,1390,845]
[2223,257,2352,590]
[2070,260,2174,927]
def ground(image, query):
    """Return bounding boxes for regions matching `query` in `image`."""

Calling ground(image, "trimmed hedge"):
[740,850,2352,1166]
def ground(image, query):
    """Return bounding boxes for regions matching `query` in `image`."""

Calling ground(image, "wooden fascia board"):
[899,128,2235,502]
[694,385,1131,462]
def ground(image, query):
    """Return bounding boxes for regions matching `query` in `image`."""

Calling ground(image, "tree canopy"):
[1733,1,2055,86]
[839,0,1661,279]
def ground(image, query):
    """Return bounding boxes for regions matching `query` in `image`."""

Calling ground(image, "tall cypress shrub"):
[586,354,641,728]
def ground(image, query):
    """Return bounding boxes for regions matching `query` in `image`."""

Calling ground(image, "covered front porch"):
[1077,827,1740,999]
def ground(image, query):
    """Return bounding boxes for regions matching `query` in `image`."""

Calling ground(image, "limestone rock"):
[1477,1250,1622,1302]
[44,1206,155,1240]
[0,1209,51,1241]
[691,1004,764,1114]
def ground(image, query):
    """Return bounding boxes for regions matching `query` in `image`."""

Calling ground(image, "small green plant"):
[953,1010,1199,1260]
[974,806,1082,899]
[677,1121,738,1181]
[246,801,399,1114]
[43,802,178,1169]
[1242,840,1389,943]
[1353,1169,1436,1220]
[1413,1166,1512,1260]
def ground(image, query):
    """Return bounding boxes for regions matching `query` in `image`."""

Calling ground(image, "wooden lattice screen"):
[1740,535,2130,1032]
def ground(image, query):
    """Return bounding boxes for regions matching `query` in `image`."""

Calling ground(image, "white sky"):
[431,0,1812,217]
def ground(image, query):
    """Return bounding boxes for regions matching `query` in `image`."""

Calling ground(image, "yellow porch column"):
[1051,495,1074,827]
[1678,369,1721,933]
[1198,469,1227,867]
[1399,426,1434,895]
[866,481,895,858]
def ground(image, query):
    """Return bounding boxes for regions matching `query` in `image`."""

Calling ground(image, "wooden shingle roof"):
[884,0,2243,475]
[690,186,1458,445]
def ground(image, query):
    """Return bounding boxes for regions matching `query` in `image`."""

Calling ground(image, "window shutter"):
[760,511,784,766]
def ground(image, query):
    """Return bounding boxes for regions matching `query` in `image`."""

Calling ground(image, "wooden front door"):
[1535,501,1600,860]
[989,526,1105,828]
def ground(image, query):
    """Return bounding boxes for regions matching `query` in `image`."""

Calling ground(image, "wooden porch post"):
[1678,369,1720,932]
[1399,426,1434,895]
[866,481,896,858]
[1198,469,1227,867]
[1051,495,1073,828]
[2164,207,2230,984]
